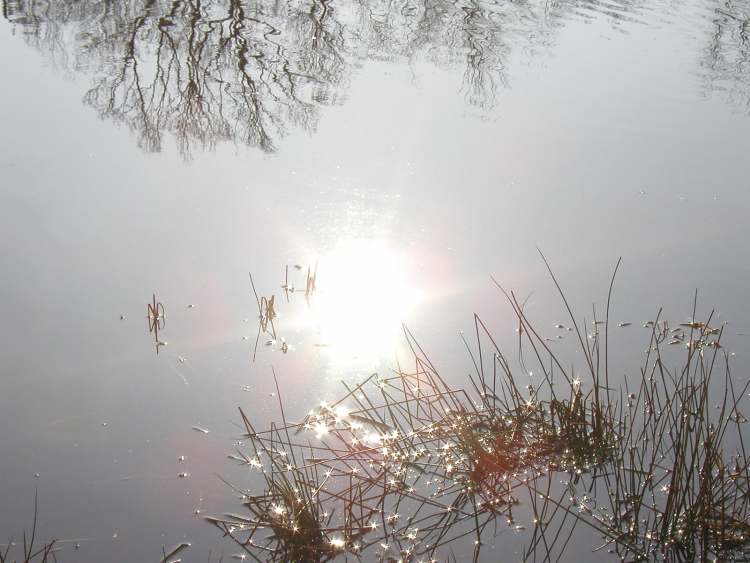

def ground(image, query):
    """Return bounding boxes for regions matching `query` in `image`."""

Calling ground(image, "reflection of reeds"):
[534,314,750,561]
[249,273,277,362]
[305,264,317,307]
[147,293,166,354]
[214,263,749,561]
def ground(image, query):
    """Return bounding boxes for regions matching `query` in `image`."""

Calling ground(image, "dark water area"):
[0,0,749,561]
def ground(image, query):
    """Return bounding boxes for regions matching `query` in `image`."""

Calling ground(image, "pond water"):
[0,0,749,561]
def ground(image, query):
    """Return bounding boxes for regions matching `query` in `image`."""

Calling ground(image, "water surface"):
[1,0,749,560]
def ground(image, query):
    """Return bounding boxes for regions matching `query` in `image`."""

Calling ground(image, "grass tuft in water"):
[0,493,58,563]
[212,258,749,562]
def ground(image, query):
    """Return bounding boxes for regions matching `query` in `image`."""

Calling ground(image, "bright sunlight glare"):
[308,240,423,362]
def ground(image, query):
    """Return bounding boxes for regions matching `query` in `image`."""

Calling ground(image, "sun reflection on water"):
[304,239,424,365]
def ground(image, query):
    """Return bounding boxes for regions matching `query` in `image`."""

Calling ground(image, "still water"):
[0,0,749,561]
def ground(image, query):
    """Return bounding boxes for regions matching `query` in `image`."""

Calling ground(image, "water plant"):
[211,259,749,562]
[0,494,59,563]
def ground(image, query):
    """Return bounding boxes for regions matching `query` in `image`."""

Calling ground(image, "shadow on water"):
[3,0,749,158]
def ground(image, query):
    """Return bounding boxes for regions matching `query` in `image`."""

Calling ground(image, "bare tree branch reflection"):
[4,0,750,157]
[700,2,750,109]
[3,0,349,157]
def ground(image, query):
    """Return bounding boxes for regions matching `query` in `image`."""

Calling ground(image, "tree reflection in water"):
[3,0,749,157]
[700,4,750,110]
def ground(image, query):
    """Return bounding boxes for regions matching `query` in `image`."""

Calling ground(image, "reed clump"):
[211,259,749,562]
[548,317,750,562]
